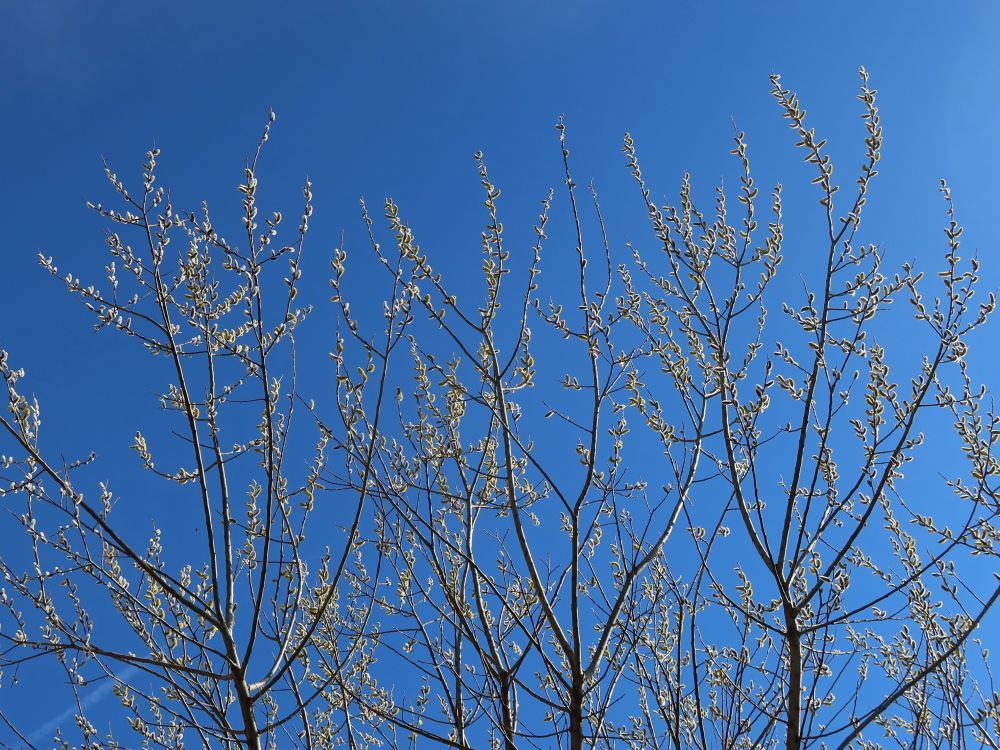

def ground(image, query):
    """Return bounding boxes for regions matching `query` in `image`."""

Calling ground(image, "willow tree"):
[318,68,1000,750]
[0,115,372,749]
[3,70,1000,750]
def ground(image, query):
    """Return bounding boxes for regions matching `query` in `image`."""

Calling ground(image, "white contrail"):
[25,665,139,747]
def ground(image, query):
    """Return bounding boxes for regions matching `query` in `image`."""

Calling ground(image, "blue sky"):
[4,1,1000,447]
[4,1,1000,745]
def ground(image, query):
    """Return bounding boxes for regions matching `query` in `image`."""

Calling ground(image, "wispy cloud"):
[25,665,138,747]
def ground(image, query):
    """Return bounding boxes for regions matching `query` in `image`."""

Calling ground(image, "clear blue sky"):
[4,1,1000,443]
[4,1,1000,452]
[3,1,1000,745]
